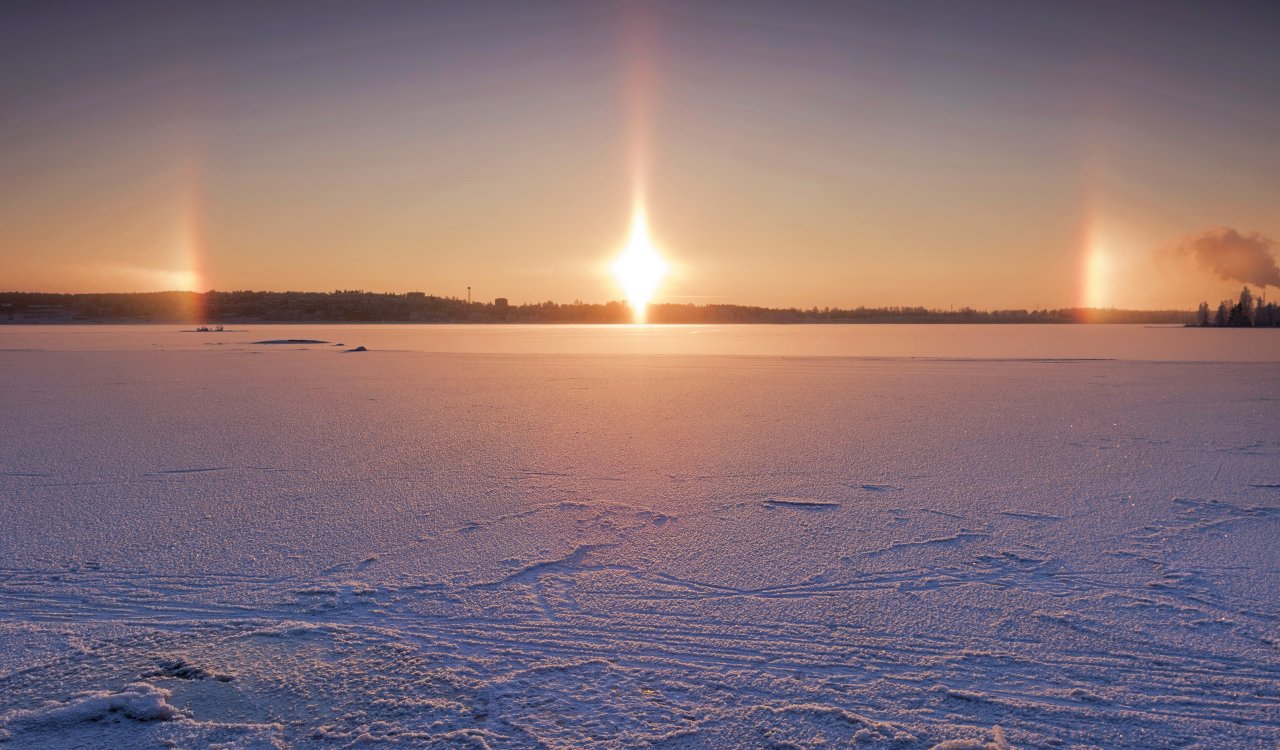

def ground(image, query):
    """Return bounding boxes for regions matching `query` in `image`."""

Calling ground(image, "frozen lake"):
[5,322,1280,360]
[1,325,1278,748]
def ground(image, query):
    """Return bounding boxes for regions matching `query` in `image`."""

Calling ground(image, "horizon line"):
[0,288,1211,314]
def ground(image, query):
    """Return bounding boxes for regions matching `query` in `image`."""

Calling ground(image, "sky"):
[2,0,1278,309]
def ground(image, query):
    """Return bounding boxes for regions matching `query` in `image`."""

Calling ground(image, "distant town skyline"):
[3,1,1279,310]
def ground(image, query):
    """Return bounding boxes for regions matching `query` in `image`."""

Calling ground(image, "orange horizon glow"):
[2,4,1276,311]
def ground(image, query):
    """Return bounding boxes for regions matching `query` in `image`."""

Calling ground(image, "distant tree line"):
[1193,287,1279,327]
[0,289,1194,325]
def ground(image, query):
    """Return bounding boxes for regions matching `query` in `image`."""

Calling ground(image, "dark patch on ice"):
[249,466,311,473]
[1000,510,1063,521]
[474,544,618,588]
[858,483,899,492]
[865,529,989,556]
[763,497,840,510]
[1069,688,1108,704]
[146,467,228,476]
[1249,483,1280,490]
[916,356,1114,362]
[635,510,673,526]
[252,339,328,345]
[520,469,574,478]
[344,346,368,352]
[1034,610,1100,634]
[143,658,234,682]
[318,555,380,576]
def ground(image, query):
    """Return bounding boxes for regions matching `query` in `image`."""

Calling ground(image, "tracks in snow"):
[2,493,1279,746]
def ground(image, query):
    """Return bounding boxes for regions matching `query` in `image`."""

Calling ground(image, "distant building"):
[494,298,509,312]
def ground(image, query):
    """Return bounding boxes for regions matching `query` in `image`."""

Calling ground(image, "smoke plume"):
[1173,227,1280,289]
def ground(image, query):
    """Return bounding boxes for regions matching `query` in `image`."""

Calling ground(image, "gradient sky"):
[3,0,1278,309]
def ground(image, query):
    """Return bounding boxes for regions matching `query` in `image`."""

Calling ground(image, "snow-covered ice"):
[1,325,1277,749]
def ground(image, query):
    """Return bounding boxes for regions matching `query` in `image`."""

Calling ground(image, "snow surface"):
[1,325,1278,748]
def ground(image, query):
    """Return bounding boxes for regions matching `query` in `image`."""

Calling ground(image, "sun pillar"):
[609,6,669,323]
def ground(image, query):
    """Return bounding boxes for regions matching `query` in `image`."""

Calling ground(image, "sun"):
[611,206,669,322]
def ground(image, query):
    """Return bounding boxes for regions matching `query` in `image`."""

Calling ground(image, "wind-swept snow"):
[1,326,1277,748]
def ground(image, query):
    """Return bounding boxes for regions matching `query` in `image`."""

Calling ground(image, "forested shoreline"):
[0,290,1196,325]
[1194,287,1279,327]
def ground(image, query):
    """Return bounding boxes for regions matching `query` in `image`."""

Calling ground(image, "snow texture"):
[1,325,1278,749]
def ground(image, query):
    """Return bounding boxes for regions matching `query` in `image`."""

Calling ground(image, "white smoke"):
[1172,226,1280,289]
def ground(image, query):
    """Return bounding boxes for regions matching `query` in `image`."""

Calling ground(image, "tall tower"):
[467,286,472,304]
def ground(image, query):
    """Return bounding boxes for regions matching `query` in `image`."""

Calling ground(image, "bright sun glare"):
[611,206,669,322]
